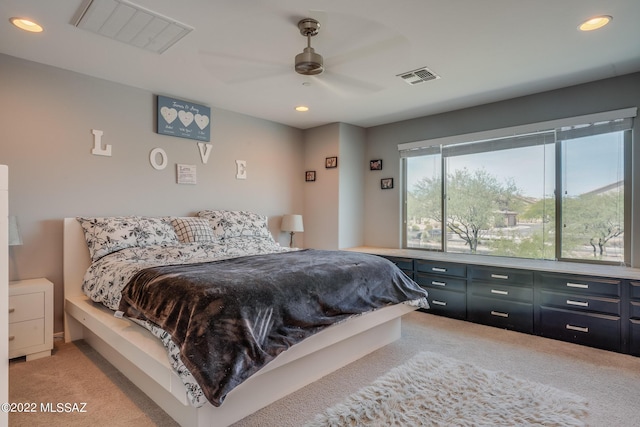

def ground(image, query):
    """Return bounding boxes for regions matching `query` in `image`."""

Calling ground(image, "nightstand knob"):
[9,336,15,341]
[8,308,15,313]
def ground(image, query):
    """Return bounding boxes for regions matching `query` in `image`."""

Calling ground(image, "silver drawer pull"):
[431,300,447,306]
[431,281,447,287]
[9,308,15,313]
[491,274,509,280]
[490,310,509,318]
[566,282,588,289]
[9,336,15,341]
[566,324,589,333]
[566,299,589,307]
[491,289,508,295]
[432,267,447,273]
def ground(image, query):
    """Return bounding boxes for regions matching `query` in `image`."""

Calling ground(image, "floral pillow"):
[171,217,216,243]
[197,210,272,240]
[137,217,179,246]
[77,216,179,262]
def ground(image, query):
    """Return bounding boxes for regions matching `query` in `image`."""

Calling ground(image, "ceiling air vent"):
[397,67,440,85]
[72,0,193,54]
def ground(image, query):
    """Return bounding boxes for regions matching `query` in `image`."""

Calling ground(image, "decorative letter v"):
[198,143,212,164]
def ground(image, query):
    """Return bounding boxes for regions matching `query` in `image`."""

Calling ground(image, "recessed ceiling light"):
[10,17,44,33]
[295,106,309,112]
[578,15,612,31]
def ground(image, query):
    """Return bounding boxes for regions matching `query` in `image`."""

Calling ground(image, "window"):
[401,109,635,265]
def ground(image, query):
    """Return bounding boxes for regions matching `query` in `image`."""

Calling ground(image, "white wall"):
[0,54,305,332]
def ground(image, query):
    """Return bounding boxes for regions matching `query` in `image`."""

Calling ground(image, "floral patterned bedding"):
[76,213,428,408]
[77,214,290,407]
[81,235,291,407]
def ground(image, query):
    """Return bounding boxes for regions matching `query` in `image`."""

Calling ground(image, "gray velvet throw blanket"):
[118,249,429,407]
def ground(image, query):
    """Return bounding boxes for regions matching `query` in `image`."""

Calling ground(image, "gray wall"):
[303,123,340,249]
[363,72,640,267]
[0,54,304,332]
[338,123,365,249]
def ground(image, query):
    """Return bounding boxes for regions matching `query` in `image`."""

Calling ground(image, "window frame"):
[400,108,636,266]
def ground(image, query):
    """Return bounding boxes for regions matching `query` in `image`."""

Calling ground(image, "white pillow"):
[77,216,179,262]
[197,210,271,239]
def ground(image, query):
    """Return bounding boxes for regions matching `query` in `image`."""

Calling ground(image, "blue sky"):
[407,132,625,198]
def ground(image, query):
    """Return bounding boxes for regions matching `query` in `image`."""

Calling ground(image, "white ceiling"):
[1,0,639,130]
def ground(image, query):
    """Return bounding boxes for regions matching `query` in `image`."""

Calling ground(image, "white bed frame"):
[62,218,417,426]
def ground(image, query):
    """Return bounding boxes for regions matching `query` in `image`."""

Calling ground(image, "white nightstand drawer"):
[9,292,44,323]
[8,278,53,361]
[9,319,45,356]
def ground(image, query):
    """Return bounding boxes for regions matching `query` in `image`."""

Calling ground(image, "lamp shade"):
[281,214,304,233]
[8,216,22,246]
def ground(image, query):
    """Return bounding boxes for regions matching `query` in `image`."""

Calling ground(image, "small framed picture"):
[369,159,382,170]
[325,156,338,168]
[305,170,316,182]
[381,178,394,189]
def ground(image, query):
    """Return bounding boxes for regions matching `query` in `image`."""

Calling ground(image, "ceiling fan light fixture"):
[295,47,323,75]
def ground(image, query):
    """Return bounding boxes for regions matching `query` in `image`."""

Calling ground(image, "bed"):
[63,212,428,426]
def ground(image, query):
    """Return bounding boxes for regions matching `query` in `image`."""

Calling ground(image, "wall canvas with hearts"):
[157,95,211,142]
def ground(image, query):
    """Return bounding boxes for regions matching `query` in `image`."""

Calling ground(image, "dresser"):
[355,246,640,356]
[9,278,54,361]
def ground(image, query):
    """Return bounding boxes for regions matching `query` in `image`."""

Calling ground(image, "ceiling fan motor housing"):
[295,18,323,75]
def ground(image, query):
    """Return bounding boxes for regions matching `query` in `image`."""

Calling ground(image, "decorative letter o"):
[150,148,168,170]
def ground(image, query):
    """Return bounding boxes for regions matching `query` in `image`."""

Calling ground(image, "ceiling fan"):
[294,18,323,75]
[198,13,408,97]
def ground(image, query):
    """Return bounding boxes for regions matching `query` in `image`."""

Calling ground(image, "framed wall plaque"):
[157,95,210,142]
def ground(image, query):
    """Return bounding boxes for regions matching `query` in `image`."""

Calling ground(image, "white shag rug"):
[304,351,588,426]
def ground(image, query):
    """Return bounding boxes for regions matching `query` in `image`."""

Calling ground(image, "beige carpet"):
[8,312,640,426]
[8,340,178,427]
[304,351,588,426]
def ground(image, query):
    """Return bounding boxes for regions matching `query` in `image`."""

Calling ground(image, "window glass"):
[444,142,554,259]
[560,132,625,262]
[406,153,442,250]
[402,113,631,264]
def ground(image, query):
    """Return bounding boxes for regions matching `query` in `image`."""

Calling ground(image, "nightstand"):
[9,278,54,361]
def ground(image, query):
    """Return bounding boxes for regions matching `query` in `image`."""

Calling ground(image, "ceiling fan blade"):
[324,35,408,68]
[309,71,384,98]
[199,50,289,85]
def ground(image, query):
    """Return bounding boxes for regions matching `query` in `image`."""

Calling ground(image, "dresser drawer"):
[630,281,640,300]
[539,289,620,316]
[415,273,466,292]
[471,266,533,285]
[630,301,640,319]
[9,292,45,323]
[630,319,640,356]
[468,295,533,333]
[539,306,620,352]
[9,319,46,357]
[536,273,620,297]
[426,288,466,320]
[415,260,466,278]
[384,256,414,273]
[469,281,533,303]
